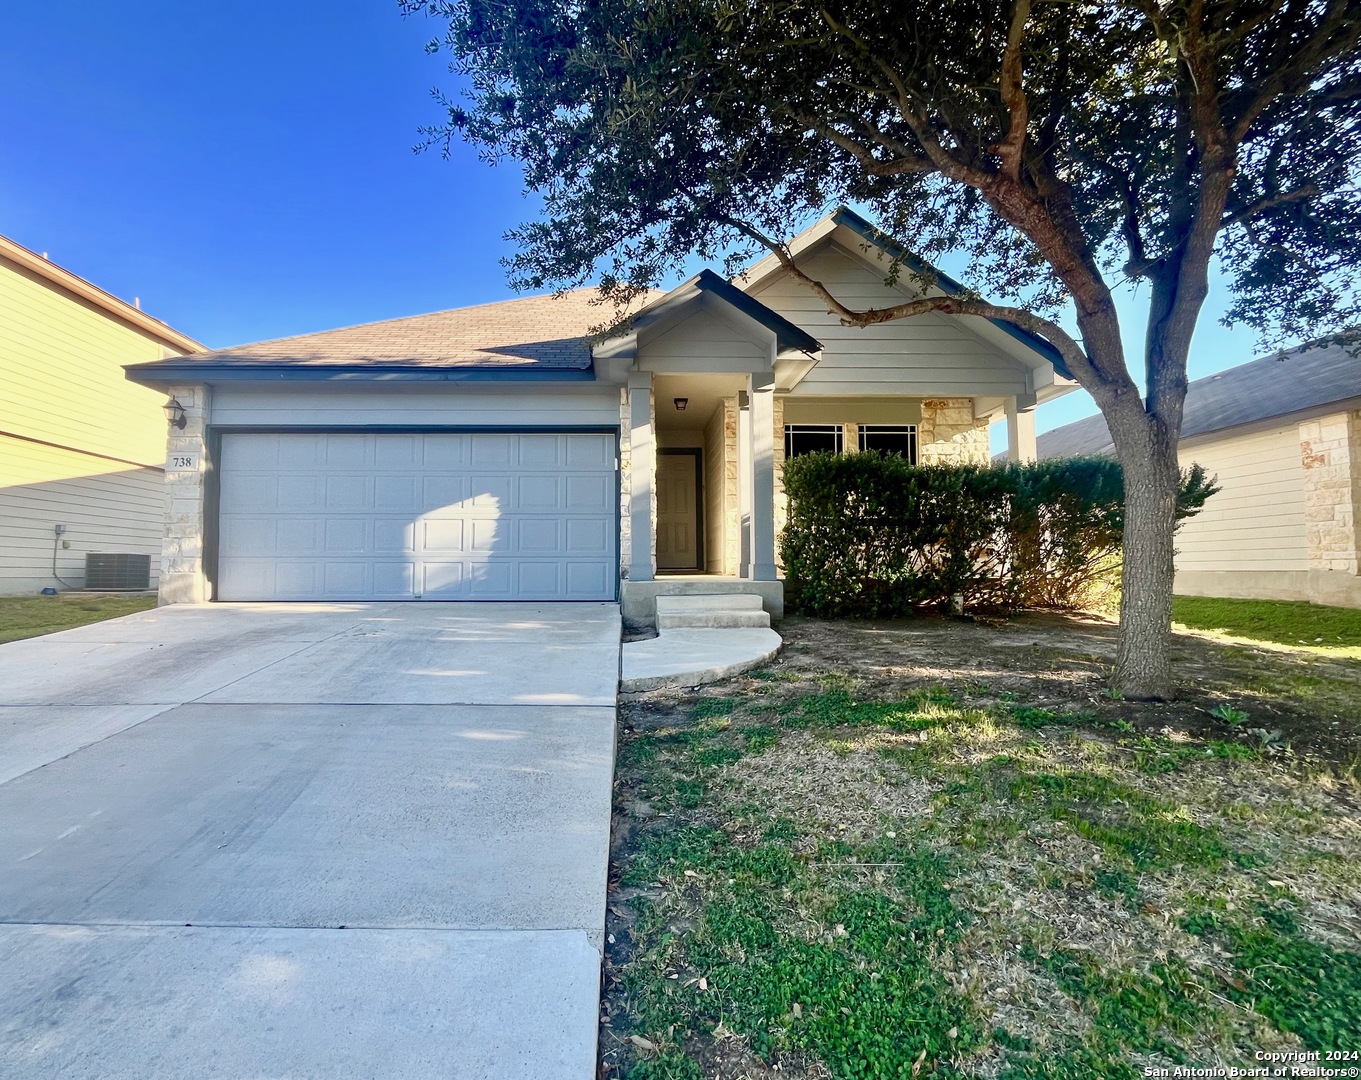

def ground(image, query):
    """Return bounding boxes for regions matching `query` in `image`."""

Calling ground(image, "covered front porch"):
[618,369,1043,627]
[592,271,815,628]
[620,367,785,628]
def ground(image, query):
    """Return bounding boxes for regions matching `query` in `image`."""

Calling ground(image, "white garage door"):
[216,431,618,601]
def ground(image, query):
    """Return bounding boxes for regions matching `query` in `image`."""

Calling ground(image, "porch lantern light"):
[673,398,688,411]
[164,397,187,430]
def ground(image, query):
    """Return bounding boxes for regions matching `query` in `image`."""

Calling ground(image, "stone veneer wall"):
[917,398,992,465]
[159,384,211,604]
[704,399,740,574]
[725,399,741,573]
[1300,409,1361,576]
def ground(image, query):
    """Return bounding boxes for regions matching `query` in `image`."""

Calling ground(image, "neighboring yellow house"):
[1,235,203,594]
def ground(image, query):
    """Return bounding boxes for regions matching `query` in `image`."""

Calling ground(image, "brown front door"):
[656,451,702,571]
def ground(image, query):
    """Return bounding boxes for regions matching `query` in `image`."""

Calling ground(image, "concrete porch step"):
[655,593,771,629]
[657,609,771,629]
[655,594,765,612]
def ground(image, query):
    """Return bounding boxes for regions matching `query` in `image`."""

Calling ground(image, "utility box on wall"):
[84,553,152,591]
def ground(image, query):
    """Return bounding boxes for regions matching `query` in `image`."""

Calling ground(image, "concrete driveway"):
[0,602,620,1079]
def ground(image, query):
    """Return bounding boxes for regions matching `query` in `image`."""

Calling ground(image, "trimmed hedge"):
[780,454,1217,616]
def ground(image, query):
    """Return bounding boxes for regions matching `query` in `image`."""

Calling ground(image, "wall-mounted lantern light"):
[164,398,187,430]
[673,398,688,411]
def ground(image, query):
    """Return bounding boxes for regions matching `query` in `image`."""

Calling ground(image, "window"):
[784,424,843,458]
[858,425,919,463]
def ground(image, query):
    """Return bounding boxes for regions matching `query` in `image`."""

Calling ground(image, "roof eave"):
[1,234,205,355]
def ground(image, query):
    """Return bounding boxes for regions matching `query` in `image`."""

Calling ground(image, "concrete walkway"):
[621,626,782,691]
[0,602,620,1079]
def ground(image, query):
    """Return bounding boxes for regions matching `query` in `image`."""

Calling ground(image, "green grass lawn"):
[0,594,157,644]
[603,625,1361,1079]
[1173,595,1361,657]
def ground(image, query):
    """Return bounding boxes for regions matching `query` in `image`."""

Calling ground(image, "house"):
[1,235,204,594]
[1038,341,1361,609]
[124,208,1075,624]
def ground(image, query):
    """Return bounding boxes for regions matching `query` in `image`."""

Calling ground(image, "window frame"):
[783,424,844,459]
[857,424,919,464]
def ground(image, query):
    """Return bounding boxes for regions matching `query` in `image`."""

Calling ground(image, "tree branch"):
[842,295,1098,391]
[712,207,1100,390]
[817,6,990,186]
[1147,0,1236,428]
[817,2,1120,345]
[1222,182,1321,228]
[996,0,1032,182]
[1214,0,1288,46]
[1078,154,1151,275]
[795,114,935,177]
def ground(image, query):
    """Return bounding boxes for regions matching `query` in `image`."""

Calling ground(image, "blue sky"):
[1,2,1267,441]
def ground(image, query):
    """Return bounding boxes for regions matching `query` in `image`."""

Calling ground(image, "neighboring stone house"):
[1038,341,1361,609]
[126,208,1075,624]
[0,235,203,594]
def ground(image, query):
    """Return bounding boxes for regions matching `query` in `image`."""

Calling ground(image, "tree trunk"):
[1111,425,1182,699]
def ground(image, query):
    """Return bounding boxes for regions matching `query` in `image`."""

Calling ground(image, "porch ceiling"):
[654,373,746,431]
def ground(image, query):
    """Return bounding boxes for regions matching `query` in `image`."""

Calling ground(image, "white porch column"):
[737,392,751,573]
[745,375,778,580]
[627,373,656,582]
[1006,397,1038,463]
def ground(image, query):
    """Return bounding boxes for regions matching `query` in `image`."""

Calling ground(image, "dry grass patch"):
[605,615,1361,1079]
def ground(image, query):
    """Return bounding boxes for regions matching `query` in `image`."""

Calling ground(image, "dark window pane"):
[858,426,918,462]
[784,425,843,458]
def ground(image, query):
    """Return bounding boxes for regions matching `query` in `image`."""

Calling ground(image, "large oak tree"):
[403,0,1361,697]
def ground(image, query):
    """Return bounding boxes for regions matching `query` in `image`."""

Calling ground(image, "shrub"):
[780,455,1215,616]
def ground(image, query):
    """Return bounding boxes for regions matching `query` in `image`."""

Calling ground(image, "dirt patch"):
[721,732,937,846]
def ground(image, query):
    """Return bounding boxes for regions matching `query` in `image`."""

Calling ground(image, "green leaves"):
[405,0,1360,347]
[780,455,1214,617]
[1183,907,1361,1052]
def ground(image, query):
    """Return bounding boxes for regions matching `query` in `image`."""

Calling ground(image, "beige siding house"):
[1037,342,1361,609]
[126,208,1075,624]
[0,236,203,594]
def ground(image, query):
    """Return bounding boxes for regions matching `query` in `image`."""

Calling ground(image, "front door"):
[656,450,701,571]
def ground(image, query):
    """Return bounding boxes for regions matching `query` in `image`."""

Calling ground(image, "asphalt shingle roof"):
[1037,341,1361,458]
[174,289,652,369]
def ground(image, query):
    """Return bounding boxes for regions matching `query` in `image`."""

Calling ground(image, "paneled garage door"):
[215,432,618,601]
